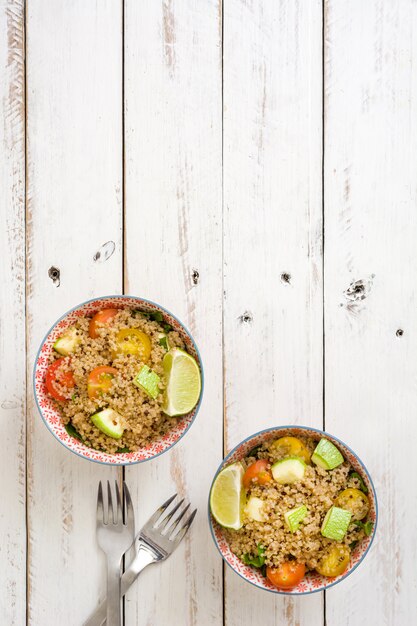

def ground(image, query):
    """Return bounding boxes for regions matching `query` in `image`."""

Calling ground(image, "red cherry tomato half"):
[87,366,118,399]
[89,308,119,339]
[266,562,306,589]
[243,459,272,489]
[45,358,76,402]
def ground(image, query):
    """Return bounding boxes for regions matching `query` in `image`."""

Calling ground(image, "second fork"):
[96,481,135,626]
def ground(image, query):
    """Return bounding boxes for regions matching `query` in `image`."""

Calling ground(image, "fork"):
[85,494,197,626]
[96,481,135,626]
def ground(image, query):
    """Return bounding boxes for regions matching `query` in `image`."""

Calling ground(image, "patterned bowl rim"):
[33,294,204,466]
[208,424,378,596]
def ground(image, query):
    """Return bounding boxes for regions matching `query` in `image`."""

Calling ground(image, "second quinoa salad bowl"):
[33,295,203,464]
[209,426,377,594]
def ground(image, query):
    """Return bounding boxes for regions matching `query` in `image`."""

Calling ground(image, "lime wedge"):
[210,462,245,529]
[284,504,308,532]
[162,348,201,416]
[311,438,344,470]
[321,506,352,541]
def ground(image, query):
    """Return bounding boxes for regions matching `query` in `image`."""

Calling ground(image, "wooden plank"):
[223,1,324,624]
[25,1,123,623]
[124,1,223,624]
[0,1,26,623]
[324,1,417,624]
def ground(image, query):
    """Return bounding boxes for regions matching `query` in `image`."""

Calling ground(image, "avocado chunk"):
[271,457,306,484]
[245,496,266,522]
[91,408,124,439]
[311,438,344,470]
[321,506,352,541]
[284,504,308,532]
[53,326,81,356]
[133,365,160,399]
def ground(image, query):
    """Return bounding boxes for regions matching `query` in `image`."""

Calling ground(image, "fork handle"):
[105,556,122,626]
[84,543,156,626]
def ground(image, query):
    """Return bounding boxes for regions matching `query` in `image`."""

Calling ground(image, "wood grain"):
[223,1,324,624]
[0,1,26,623]
[25,1,123,622]
[124,1,223,624]
[1,1,415,623]
[324,1,417,624]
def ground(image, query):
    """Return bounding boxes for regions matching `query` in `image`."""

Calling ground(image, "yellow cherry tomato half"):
[316,544,351,578]
[334,488,370,521]
[113,328,152,362]
[270,436,311,464]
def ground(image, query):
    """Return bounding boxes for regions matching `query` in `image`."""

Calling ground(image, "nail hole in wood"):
[281,272,291,284]
[396,329,404,337]
[192,269,200,285]
[240,311,253,324]
[93,240,116,263]
[48,266,60,287]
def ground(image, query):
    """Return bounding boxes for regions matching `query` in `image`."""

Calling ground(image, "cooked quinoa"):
[224,436,370,574]
[47,309,187,453]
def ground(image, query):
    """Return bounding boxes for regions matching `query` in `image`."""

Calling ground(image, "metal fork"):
[96,481,135,626]
[85,494,197,626]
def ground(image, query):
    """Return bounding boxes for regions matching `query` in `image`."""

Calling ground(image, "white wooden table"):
[1,1,416,624]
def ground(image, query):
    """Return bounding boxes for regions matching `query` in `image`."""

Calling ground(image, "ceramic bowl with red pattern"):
[33,295,203,465]
[209,425,377,595]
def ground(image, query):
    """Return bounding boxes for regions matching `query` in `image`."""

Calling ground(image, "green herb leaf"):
[71,393,78,401]
[349,471,369,495]
[247,445,262,458]
[65,423,83,442]
[163,323,173,332]
[242,544,265,568]
[349,540,359,550]
[353,519,374,536]
[150,311,164,322]
[158,336,168,350]
[116,447,131,453]
[242,554,263,567]
[132,309,149,317]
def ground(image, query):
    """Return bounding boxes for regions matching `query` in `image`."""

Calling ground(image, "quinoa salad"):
[210,435,374,589]
[44,307,201,454]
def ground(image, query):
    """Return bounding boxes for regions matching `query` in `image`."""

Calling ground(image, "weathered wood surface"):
[0,1,26,623]
[124,1,223,625]
[0,0,415,624]
[324,1,417,624]
[25,1,123,623]
[223,1,323,624]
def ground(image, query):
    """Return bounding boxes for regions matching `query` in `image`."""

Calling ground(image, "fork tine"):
[96,481,104,524]
[107,480,114,524]
[171,509,197,545]
[123,482,134,535]
[158,498,184,531]
[146,493,177,527]
[166,503,190,538]
[115,481,122,524]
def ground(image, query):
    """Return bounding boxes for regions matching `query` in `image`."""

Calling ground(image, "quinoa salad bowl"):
[33,295,203,465]
[209,426,377,595]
